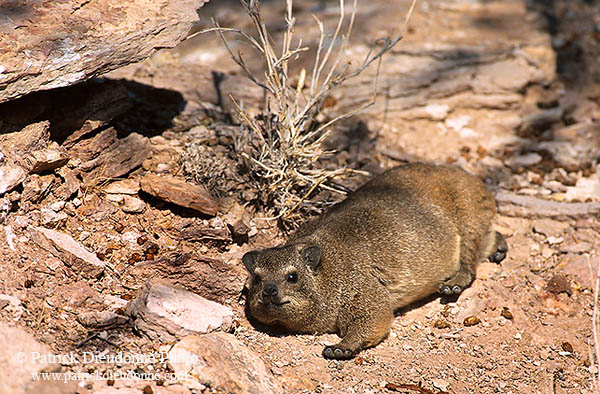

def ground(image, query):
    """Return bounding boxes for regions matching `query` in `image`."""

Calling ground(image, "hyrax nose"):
[262,282,278,297]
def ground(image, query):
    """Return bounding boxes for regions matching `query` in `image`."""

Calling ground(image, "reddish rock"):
[68,127,119,163]
[546,273,573,296]
[0,121,50,155]
[128,254,246,304]
[140,173,218,216]
[55,168,81,200]
[24,143,70,174]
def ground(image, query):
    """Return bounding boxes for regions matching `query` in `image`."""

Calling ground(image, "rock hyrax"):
[242,163,507,359]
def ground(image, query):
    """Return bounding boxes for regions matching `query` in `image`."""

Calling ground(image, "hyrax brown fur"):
[242,163,507,359]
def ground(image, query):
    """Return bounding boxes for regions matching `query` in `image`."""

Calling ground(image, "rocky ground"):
[1,0,599,393]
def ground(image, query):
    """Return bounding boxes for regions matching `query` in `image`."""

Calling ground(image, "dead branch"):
[202,0,412,226]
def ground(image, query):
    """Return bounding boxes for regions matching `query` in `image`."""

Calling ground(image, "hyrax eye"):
[286,272,298,283]
[254,274,262,283]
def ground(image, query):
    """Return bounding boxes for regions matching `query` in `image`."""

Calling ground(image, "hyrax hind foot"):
[439,269,473,296]
[323,345,356,360]
[488,231,508,263]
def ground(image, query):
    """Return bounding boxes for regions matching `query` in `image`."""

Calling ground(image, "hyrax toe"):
[488,251,506,263]
[439,269,473,296]
[439,285,453,296]
[439,284,464,295]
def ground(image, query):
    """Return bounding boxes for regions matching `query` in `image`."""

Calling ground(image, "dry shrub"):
[186,0,414,228]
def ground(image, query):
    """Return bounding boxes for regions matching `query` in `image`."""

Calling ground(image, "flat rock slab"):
[497,190,600,218]
[140,173,218,216]
[30,226,105,279]
[169,333,282,394]
[0,0,210,103]
[126,281,233,342]
[103,179,141,195]
[532,219,571,237]
[0,121,50,155]
[24,143,70,174]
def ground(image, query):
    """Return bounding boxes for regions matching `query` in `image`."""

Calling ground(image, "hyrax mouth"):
[260,296,290,307]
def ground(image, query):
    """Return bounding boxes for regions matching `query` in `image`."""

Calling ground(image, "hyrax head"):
[242,243,322,329]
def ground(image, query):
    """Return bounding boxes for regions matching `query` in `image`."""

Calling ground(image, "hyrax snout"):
[243,163,507,359]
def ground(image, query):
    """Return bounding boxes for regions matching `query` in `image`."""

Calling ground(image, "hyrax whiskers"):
[242,163,507,359]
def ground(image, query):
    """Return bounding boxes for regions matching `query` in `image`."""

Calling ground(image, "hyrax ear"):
[300,245,322,272]
[242,251,261,273]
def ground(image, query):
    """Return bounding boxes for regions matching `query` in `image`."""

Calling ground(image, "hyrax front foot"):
[488,232,508,263]
[322,344,357,360]
[439,269,473,296]
[324,299,394,360]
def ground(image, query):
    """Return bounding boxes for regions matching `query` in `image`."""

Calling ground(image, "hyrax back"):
[243,163,507,359]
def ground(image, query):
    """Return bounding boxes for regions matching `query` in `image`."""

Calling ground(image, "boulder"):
[0,0,210,103]
[169,333,282,394]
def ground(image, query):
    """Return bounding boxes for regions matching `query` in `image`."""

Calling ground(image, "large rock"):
[0,322,74,394]
[169,333,282,394]
[0,0,210,103]
[126,281,234,342]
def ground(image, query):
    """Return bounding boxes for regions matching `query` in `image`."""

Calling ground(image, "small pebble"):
[463,316,481,327]
[561,341,574,353]
[501,307,514,320]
